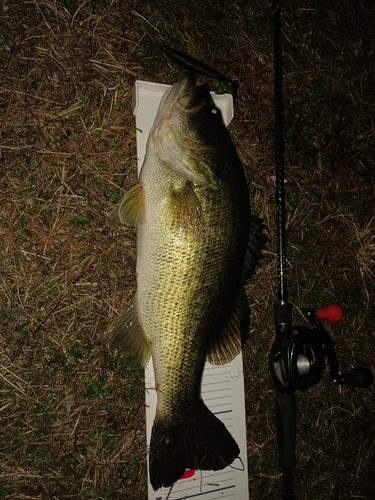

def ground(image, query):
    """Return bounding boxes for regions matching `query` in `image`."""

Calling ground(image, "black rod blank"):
[273,0,288,304]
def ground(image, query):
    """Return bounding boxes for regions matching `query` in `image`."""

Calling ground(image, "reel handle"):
[334,366,374,388]
[305,305,373,389]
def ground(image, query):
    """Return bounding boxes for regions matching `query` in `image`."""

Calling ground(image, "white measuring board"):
[132,80,249,500]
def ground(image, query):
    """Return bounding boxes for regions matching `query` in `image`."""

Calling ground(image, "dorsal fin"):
[241,215,268,284]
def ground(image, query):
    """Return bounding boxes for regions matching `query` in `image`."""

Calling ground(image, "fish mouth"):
[169,71,197,101]
[149,72,212,145]
[175,72,211,111]
[158,72,210,118]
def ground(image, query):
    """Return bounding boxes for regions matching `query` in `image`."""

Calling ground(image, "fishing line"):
[165,483,174,500]
[226,455,245,472]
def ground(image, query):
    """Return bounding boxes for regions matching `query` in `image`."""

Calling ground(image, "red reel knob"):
[316,304,343,322]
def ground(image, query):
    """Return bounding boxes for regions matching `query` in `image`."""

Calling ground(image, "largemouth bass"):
[110,72,267,490]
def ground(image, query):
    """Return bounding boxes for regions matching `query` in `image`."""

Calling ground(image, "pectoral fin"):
[109,297,151,367]
[207,287,250,365]
[169,181,205,238]
[109,183,145,226]
[181,153,220,189]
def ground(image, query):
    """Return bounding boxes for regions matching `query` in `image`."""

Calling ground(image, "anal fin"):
[109,297,151,367]
[207,287,250,365]
[207,216,268,365]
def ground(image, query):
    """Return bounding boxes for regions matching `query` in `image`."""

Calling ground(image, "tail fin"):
[149,401,240,490]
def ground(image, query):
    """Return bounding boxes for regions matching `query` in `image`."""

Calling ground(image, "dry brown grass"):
[1,1,375,499]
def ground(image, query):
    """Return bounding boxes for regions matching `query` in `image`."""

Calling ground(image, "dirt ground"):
[1,1,374,499]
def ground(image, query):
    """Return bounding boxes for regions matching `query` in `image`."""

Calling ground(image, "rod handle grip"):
[276,392,296,470]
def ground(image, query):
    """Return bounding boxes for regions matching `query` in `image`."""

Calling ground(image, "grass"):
[1,0,374,499]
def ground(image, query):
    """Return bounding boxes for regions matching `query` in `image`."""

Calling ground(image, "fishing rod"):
[269,1,373,499]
